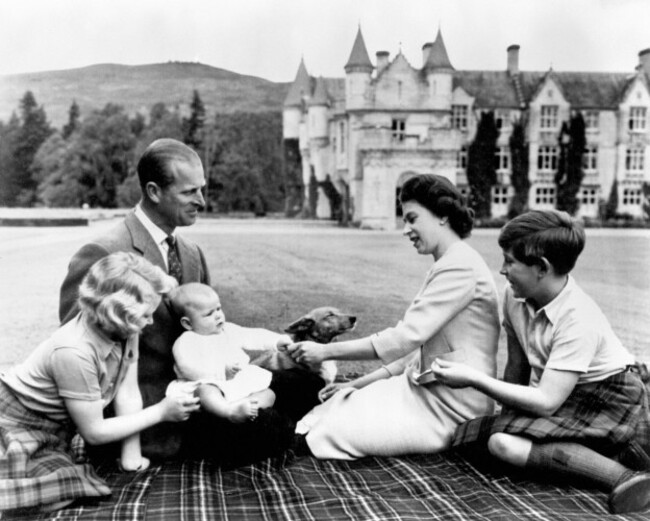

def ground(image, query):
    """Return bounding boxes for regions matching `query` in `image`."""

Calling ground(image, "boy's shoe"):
[608,471,650,514]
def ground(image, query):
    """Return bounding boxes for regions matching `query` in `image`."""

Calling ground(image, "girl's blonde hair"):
[78,252,177,338]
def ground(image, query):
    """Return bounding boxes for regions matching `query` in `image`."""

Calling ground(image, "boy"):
[169,283,290,423]
[431,210,650,514]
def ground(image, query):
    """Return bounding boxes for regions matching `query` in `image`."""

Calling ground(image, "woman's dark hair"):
[399,174,474,238]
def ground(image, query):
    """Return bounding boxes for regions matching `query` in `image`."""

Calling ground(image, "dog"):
[248,307,356,383]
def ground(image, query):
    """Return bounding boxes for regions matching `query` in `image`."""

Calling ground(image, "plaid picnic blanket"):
[4,450,649,521]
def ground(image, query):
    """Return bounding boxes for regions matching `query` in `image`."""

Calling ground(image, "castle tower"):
[424,28,454,110]
[283,58,311,139]
[308,76,330,140]
[344,26,373,110]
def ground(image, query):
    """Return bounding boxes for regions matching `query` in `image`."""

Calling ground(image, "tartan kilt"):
[0,381,111,511]
[452,369,650,457]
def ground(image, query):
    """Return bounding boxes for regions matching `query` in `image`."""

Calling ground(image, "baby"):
[168,283,291,423]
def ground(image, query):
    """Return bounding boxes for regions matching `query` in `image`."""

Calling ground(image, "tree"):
[0,114,21,205]
[36,104,136,207]
[9,91,53,205]
[507,117,530,218]
[466,111,498,219]
[555,112,586,215]
[642,182,650,221]
[604,178,619,220]
[62,100,80,139]
[183,90,206,150]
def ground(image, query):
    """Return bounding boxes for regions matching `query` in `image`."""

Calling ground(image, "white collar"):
[134,204,171,246]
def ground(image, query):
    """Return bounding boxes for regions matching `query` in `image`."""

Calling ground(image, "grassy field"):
[1,218,649,376]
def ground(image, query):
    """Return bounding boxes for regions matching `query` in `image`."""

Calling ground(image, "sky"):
[1,0,649,83]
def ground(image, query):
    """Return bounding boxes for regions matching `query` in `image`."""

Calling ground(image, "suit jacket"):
[59,211,211,459]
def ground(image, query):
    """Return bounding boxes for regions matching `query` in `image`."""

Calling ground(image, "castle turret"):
[308,77,330,139]
[344,26,373,110]
[424,29,454,110]
[283,58,311,139]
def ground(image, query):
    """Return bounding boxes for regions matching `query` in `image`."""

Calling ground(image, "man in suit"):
[59,138,210,459]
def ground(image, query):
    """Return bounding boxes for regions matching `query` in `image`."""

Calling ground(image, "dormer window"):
[451,105,468,130]
[540,106,558,129]
[495,110,511,130]
[628,107,647,132]
[584,110,599,131]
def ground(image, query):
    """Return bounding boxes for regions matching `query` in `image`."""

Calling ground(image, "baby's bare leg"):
[198,384,258,423]
[250,389,276,408]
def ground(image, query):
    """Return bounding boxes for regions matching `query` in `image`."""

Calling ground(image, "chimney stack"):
[376,51,389,75]
[422,42,432,68]
[507,44,520,75]
[639,48,650,78]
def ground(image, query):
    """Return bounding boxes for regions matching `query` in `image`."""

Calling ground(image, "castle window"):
[537,145,559,171]
[456,146,468,170]
[495,110,511,130]
[540,106,558,129]
[339,122,346,153]
[495,146,510,172]
[625,146,644,173]
[622,187,642,205]
[584,110,599,131]
[582,145,598,172]
[534,186,556,205]
[491,185,510,205]
[628,107,647,132]
[392,119,406,141]
[580,187,599,206]
[451,105,468,130]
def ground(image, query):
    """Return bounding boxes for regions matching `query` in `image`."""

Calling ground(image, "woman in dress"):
[288,174,500,460]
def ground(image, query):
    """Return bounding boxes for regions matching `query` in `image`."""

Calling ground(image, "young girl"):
[0,252,200,513]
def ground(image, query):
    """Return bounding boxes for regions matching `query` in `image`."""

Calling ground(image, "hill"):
[0,62,290,127]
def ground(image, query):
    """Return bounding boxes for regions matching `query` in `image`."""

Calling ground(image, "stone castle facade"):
[282,27,650,229]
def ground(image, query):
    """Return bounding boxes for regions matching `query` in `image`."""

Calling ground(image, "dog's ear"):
[285,317,316,334]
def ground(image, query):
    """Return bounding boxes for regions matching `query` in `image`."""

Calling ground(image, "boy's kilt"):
[0,381,111,511]
[452,368,650,458]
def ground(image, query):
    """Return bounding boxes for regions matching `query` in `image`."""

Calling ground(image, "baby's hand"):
[225,362,242,380]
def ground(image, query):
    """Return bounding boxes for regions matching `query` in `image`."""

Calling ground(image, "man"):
[60,138,210,459]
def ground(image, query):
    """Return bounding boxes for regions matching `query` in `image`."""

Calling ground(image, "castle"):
[282,27,650,229]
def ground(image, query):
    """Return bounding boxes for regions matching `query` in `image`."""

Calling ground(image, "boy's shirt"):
[503,276,634,387]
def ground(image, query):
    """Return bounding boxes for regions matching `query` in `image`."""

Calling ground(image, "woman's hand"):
[430,359,481,388]
[159,393,200,422]
[318,382,352,402]
[286,341,327,365]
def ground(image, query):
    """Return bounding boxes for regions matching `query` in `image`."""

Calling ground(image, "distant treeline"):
[0,90,295,215]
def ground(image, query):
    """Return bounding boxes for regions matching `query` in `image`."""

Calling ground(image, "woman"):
[0,252,199,513]
[288,174,500,460]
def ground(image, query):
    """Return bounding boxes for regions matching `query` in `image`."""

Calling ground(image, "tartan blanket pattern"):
[5,450,649,521]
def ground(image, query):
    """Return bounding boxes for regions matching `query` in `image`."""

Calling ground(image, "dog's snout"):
[349,316,357,325]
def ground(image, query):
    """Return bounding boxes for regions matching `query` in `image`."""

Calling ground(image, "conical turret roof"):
[308,77,330,106]
[424,29,454,71]
[345,27,373,72]
[284,58,312,107]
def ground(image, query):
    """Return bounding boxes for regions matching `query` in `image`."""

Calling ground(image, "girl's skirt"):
[0,381,111,511]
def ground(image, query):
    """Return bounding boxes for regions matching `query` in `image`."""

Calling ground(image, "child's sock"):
[526,442,624,490]
[526,441,650,514]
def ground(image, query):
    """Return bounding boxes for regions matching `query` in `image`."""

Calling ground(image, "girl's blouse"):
[0,314,137,422]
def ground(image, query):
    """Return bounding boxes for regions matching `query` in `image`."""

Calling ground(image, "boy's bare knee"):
[488,433,529,467]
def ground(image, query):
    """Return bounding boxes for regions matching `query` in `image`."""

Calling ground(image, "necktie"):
[165,235,183,283]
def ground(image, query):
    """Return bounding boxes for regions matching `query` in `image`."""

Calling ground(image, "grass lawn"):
[1,218,649,376]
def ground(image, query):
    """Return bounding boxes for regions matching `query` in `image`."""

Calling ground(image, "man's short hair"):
[498,209,586,275]
[137,138,201,190]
